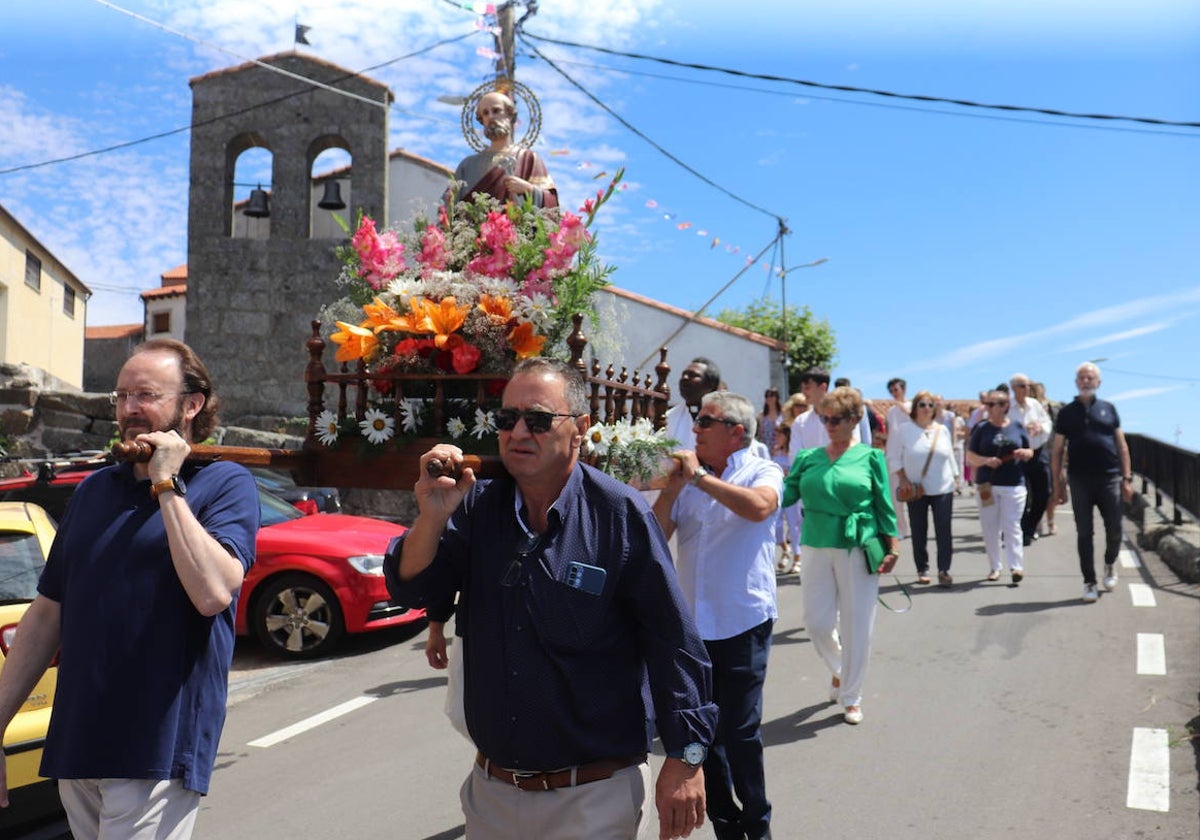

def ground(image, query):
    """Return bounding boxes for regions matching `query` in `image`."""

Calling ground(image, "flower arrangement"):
[584,417,679,485]
[314,170,623,448]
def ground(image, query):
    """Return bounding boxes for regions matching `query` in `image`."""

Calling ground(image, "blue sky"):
[1,0,1197,446]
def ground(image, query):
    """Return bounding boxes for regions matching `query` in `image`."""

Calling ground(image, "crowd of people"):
[0,333,1134,840]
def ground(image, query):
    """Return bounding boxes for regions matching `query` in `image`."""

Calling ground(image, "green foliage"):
[713,297,837,392]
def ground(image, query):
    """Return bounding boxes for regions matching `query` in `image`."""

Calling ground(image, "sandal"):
[917,574,932,585]
[986,570,1001,581]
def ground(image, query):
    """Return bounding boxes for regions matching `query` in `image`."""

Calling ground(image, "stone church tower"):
[186,53,392,421]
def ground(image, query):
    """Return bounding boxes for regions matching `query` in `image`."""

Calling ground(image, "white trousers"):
[58,778,200,840]
[978,484,1027,572]
[888,473,910,538]
[802,546,880,708]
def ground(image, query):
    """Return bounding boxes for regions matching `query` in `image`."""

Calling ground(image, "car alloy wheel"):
[251,573,345,659]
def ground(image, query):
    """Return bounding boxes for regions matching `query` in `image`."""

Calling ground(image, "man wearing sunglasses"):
[385,358,717,840]
[653,393,782,840]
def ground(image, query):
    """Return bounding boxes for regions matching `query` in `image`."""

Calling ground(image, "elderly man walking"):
[654,392,782,840]
[1051,362,1134,603]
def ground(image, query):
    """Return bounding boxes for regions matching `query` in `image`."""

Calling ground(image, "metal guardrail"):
[1126,433,1199,525]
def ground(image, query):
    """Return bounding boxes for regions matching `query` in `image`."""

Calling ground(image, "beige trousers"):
[460,760,651,839]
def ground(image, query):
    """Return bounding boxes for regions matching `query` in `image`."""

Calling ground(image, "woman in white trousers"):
[966,390,1034,584]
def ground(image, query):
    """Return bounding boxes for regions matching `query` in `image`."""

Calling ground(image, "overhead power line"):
[518,33,786,224]
[521,30,1200,131]
[0,33,474,178]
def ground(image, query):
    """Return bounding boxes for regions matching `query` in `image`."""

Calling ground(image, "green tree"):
[713,297,837,393]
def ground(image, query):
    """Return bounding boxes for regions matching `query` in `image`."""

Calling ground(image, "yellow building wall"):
[0,213,87,389]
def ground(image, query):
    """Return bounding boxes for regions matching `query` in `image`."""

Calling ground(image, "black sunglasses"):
[985,401,1009,407]
[916,401,936,409]
[695,415,739,429]
[495,407,579,433]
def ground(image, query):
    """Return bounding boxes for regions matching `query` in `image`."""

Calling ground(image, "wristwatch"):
[668,742,708,767]
[690,466,710,486]
[150,474,187,500]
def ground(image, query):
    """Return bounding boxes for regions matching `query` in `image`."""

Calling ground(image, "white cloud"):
[1064,321,1176,351]
[1105,385,1189,402]
[906,287,1200,374]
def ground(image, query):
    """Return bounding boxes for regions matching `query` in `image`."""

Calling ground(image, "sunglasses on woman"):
[819,414,850,426]
[494,408,580,433]
[916,401,935,409]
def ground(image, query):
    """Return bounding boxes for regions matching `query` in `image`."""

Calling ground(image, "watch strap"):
[151,476,181,499]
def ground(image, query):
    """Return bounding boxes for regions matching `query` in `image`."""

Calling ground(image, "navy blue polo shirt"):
[37,460,258,794]
[968,421,1030,486]
[385,462,718,771]
[1055,396,1122,476]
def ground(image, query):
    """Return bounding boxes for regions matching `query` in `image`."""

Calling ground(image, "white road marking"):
[1118,546,1140,569]
[1127,728,1170,812]
[1128,583,1156,607]
[248,696,378,748]
[1136,633,1166,676]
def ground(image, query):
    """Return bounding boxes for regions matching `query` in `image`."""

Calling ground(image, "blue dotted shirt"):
[386,463,718,770]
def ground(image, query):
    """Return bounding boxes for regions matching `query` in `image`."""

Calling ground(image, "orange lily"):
[478,294,513,324]
[382,296,436,335]
[422,296,471,349]
[507,321,546,359]
[329,321,378,363]
[362,297,401,333]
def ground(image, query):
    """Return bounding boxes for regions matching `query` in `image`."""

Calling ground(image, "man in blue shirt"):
[1051,362,1133,603]
[0,339,259,838]
[385,357,718,840]
[653,392,782,840]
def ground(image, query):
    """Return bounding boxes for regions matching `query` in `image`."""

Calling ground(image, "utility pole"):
[494,2,516,84]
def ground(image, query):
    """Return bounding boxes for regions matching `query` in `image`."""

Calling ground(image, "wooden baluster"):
[630,370,644,422]
[588,359,602,426]
[567,313,588,378]
[432,380,446,436]
[337,362,350,424]
[604,363,616,425]
[355,359,368,421]
[614,366,629,424]
[305,321,328,440]
[653,347,671,431]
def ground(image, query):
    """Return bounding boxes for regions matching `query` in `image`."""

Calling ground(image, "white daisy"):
[385,275,424,302]
[586,425,611,457]
[517,293,554,328]
[400,399,423,433]
[479,276,521,297]
[471,408,496,439]
[446,417,467,439]
[315,409,340,446]
[359,408,396,444]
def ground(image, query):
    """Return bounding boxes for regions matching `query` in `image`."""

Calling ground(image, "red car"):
[0,456,423,659]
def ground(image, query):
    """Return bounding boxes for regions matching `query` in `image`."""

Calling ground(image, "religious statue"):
[450,90,558,209]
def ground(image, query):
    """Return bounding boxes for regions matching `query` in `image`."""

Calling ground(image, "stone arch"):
[228,131,273,239]
[308,134,353,239]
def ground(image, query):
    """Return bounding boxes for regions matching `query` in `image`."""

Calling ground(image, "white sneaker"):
[1082,583,1099,603]
[1102,565,1118,591]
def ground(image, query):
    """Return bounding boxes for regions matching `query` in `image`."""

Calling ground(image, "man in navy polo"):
[0,339,258,838]
[1051,362,1133,603]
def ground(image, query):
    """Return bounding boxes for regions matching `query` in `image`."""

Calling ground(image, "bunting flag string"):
[559,151,778,274]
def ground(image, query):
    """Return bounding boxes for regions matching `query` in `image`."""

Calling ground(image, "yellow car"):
[0,502,60,831]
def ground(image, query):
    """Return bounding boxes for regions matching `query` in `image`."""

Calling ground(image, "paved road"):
[17,490,1200,839]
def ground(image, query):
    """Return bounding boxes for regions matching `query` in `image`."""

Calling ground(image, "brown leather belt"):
[475,751,646,792]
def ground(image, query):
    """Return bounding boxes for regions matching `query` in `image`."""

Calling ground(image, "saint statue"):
[450,91,558,209]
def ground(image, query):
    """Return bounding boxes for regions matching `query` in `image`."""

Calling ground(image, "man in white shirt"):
[653,391,782,840]
[883,377,912,538]
[1009,373,1053,545]
[665,357,769,458]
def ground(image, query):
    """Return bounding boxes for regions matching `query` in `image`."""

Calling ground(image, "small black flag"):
[295,24,312,46]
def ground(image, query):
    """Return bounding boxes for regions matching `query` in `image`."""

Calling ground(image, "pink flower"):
[418,224,448,272]
[467,248,516,278]
[351,217,407,289]
[478,211,517,251]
